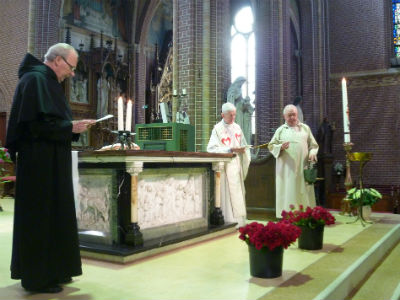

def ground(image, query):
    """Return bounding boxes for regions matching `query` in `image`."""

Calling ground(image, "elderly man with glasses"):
[6,43,95,293]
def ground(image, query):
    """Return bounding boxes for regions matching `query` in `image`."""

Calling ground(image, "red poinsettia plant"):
[281,205,336,229]
[239,221,302,251]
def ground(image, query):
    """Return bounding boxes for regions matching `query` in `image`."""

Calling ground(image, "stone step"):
[258,213,400,300]
[348,239,400,300]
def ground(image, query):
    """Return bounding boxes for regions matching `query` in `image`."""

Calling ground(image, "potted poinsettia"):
[281,205,336,250]
[238,221,301,278]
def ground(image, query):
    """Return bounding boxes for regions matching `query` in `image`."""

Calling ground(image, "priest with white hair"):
[207,102,251,226]
[268,104,319,218]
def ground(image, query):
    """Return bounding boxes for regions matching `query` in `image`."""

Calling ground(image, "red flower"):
[239,221,301,251]
[281,206,335,228]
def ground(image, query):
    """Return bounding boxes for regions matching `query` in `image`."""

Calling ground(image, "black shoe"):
[59,277,72,284]
[26,285,63,294]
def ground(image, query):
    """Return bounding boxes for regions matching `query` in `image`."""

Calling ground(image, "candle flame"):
[342,77,346,83]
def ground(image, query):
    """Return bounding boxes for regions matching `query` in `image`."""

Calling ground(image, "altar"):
[76,150,235,262]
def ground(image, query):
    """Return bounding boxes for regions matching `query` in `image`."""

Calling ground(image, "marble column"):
[125,161,144,246]
[210,162,225,225]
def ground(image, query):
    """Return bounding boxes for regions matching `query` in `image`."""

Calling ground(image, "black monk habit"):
[6,53,82,290]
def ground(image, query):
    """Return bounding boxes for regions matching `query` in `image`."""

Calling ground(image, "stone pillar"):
[172,0,179,122]
[125,161,143,246]
[210,162,225,225]
[201,0,211,151]
[27,0,36,54]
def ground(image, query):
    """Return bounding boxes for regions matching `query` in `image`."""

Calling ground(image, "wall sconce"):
[173,89,187,98]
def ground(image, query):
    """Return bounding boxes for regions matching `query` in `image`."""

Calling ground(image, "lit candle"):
[341,78,351,143]
[125,99,132,132]
[173,89,178,96]
[118,96,124,131]
[182,88,187,95]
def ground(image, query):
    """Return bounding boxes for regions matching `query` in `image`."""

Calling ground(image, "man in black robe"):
[6,43,95,293]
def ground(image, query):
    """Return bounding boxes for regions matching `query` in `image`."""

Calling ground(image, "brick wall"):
[0,0,63,125]
[0,0,29,125]
[329,0,389,74]
[328,0,400,188]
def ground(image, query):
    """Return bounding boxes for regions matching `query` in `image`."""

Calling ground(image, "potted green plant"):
[346,187,382,219]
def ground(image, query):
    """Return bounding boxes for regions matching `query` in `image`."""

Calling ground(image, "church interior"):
[0,0,400,299]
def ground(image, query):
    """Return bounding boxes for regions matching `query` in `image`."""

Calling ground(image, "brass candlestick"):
[112,131,136,150]
[347,152,373,226]
[340,142,354,215]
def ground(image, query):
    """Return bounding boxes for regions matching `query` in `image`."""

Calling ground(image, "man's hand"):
[72,119,96,133]
[281,141,290,150]
[309,153,317,162]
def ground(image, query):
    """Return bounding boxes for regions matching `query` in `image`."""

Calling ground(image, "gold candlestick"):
[340,142,354,215]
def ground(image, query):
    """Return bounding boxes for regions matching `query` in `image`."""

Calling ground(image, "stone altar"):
[76,150,234,251]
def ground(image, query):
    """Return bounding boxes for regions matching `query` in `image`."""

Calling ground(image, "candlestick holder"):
[346,152,373,226]
[112,130,136,150]
[340,142,354,216]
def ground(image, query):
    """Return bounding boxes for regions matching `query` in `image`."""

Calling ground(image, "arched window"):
[393,0,400,57]
[231,6,255,140]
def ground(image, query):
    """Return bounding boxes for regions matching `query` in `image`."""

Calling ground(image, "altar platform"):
[0,196,400,300]
[79,222,237,264]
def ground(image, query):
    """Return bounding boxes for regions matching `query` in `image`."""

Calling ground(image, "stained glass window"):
[392,0,400,57]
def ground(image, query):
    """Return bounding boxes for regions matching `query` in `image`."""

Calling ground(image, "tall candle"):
[341,78,351,143]
[125,99,132,132]
[118,96,124,131]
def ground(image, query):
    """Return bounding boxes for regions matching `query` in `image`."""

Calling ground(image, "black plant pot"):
[298,225,325,250]
[248,244,283,278]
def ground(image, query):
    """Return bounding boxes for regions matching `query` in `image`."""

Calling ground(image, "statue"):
[317,117,334,155]
[227,76,246,106]
[226,77,254,143]
[97,75,110,118]
[293,96,304,123]
[176,101,190,124]
[241,96,254,144]
[71,74,87,103]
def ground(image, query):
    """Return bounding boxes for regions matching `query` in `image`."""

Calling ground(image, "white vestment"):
[207,120,251,225]
[268,122,319,218]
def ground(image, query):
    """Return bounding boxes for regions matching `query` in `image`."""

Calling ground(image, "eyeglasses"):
[60,56,76,72]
